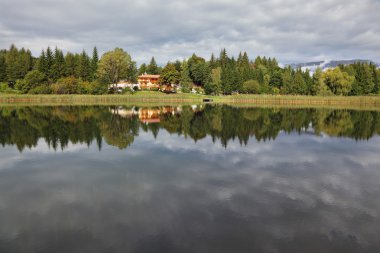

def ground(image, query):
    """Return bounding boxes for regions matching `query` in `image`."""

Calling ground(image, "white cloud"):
[0,0,379,63]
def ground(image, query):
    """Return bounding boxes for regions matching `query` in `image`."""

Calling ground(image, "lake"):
[0,105,380,253]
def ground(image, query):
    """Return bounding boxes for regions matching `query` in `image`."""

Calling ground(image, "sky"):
[0,0,379,65]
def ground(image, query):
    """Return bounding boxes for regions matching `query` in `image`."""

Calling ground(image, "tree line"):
[1,105,380,151]
[0,44,379,95]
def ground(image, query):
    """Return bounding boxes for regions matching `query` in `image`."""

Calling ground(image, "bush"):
[242,80,261,94]
[90,80,108,94]
[28,85,52,94]
[51,76,93,94]
[15,70,47,93]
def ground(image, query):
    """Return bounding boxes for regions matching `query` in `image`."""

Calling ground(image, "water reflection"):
[1,105,380,151]
[0,106,380,252]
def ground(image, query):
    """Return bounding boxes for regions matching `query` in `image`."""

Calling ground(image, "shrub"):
[15,70,47,93]
[28,85,52,94]
[242,80,261,94]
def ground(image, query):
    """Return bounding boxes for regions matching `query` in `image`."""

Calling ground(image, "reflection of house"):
[110,106,186,124]
[138,74,160,90]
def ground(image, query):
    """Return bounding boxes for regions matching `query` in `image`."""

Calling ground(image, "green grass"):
[1,92,380,110]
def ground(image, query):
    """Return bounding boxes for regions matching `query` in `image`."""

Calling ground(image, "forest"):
[1,105,380,151]
[0,44,379,96]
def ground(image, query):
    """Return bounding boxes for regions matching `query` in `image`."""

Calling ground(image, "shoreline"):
[1,93,380,110]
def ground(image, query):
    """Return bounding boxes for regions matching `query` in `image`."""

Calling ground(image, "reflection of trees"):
[1,105,380,151]
[100,107,139,149]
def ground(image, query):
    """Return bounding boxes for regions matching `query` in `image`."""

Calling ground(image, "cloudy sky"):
[1,0,379,64]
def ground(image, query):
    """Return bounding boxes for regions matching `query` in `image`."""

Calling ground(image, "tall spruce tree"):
[0,52,7,82]
[180,61,192,92]
[64,52,77,77]
[138,63,147,75]
[90,47,99,81]
[45,46,54,79]
[52,47,65,81]
[79,50,91,81]
[146,57,159,74]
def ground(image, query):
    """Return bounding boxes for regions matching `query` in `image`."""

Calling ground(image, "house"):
[138,73,160,90]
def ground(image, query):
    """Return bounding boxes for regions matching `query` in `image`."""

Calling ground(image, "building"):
[138,73,160,90]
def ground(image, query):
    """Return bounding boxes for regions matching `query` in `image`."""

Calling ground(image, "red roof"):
[138,74,160,79]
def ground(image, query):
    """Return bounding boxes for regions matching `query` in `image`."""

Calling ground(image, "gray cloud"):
[0,0,379,64]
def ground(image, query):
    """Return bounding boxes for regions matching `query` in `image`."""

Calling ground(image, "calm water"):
[1,105,380,253]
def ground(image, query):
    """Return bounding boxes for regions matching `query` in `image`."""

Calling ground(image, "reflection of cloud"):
[0,130,379,252]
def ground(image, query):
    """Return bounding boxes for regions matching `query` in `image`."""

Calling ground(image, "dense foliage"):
[0,45,379,95]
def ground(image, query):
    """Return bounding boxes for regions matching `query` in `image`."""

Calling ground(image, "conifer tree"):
[219,48,228,68]
[64,52,77,77]
[52,47,65,81]
[45,46,54,79]
[209,53,217,69]
[138,63,147,75]
[0,53,6,81]
[90,47,99,80]
[5,44,20,81]
[146,57,159,74]
[126,61,138,83]
[37,50,47,75]
[180,61,193,92]
[79,50,91,81]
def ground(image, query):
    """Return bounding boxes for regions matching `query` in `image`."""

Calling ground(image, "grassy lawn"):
[1,92,380,110]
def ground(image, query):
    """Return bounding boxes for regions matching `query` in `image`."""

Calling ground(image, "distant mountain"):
[287,60,379,73]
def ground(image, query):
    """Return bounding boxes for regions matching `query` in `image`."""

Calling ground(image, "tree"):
[90,46,99,81]
[0,53,6,82]
[323,68,354,95]
[146,57,159,74]
[350,63,374,95]
[45,46,54,79]
[188,54,210,86]
[221,62,238,94]
[138,63,147,75]
[205,67,222,95]
[219,48,228,68]
[180,61,193,92]
[159,63,180,85]
[15,70,47,93]
[97,48,132,90]
[281,67,294,94]
[311,68,332,95]
[51,47,65,81]
[294,70,307,94]
[64,52,78,77]
[242,80,260,94]
[126,61,138,83]
[79,50,91,81]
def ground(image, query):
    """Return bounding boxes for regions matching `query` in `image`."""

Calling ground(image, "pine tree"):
[146,57,159,74]
[64,52,77,77]
[0,52,7,82]
[37,50,47,75]
[126,61,138,83]
[180,61,192,92]
[5,44,19,81]
[79,50,91,81]
[138,63,147,75]
[46,47,54,79]
[219,48,228,68]
[90,47,99,80]
[52,47,65,81]
[209,53,217,69]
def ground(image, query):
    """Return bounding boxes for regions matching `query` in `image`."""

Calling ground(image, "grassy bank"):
[1,92,380,110]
